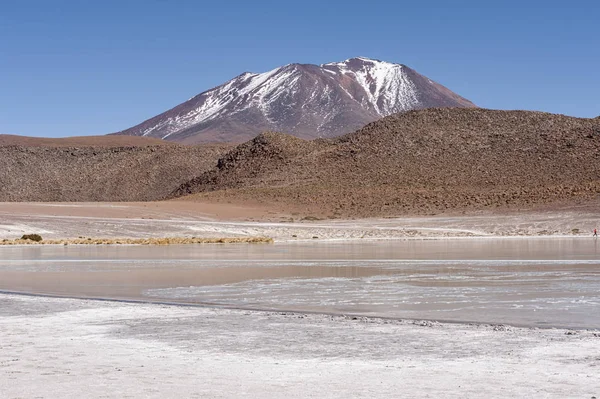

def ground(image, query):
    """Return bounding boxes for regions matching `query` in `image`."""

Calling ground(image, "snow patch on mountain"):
[323,57,420,115]
[143,66,305,139]
[118,57,476,143]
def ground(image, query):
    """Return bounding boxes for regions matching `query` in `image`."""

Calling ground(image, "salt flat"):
[1,294,599,399]
[2,202,600,397]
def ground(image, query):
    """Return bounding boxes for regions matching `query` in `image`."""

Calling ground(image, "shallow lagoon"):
[1,239,599,328]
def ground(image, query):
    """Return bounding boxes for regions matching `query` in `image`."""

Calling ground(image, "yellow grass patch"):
[0,237,273,246]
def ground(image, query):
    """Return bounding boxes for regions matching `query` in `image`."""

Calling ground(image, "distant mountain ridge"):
[114,57,476,144]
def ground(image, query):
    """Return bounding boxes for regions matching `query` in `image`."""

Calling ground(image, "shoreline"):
[2,290,598,332]
[3,201,600,243]
[0,234,597,246]
[0,236,273,246]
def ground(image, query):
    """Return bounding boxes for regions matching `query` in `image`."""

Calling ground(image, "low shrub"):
[21,234,43,242]
[302,216,322,221]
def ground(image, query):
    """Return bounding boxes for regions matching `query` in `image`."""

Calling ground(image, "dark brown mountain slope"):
[0,136,230,202]
[173,108,600,217]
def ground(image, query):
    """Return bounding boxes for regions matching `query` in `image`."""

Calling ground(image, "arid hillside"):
[3,109,600,217]
[0,135,230,202]
[173,108,600,217]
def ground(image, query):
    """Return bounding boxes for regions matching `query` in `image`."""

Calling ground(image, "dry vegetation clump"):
[0,237,273,246]
[21,234,43,242]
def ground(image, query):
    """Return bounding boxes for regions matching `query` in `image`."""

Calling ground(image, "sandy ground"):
[1,293,598,398]
[1,201,600,241]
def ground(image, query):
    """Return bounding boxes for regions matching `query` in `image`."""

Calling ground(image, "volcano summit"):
[115,57,476,144]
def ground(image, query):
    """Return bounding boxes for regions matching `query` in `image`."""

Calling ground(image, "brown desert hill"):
[172,108,600,217]
[0,134,171,148]
[0,135,231,202]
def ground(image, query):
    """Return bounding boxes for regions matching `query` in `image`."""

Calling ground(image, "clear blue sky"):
[1,0,598,137]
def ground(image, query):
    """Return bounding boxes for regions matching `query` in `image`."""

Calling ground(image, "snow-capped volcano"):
[114,57,476,144]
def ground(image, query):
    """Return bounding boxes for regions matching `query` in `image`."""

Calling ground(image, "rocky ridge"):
[173,108,600,217]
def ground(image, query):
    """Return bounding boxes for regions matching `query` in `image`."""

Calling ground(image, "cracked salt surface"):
[2,293,599,398]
